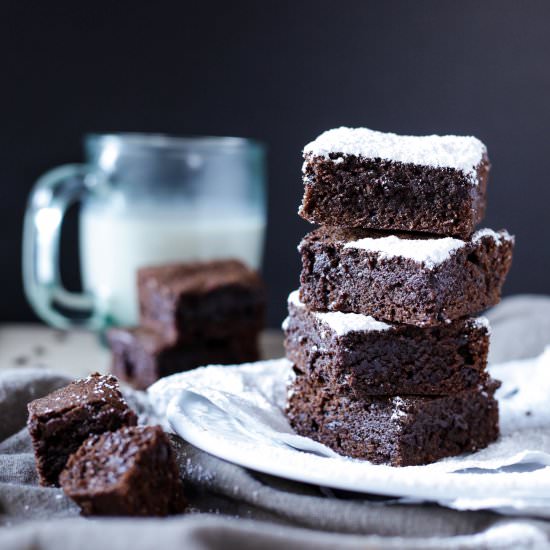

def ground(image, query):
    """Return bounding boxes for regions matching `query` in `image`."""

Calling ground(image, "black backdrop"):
[2,1,550,327]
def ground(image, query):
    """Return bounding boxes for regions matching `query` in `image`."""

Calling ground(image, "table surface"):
[0,325,285,379]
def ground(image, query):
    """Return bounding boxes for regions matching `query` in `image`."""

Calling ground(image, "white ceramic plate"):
[149,354,550,516]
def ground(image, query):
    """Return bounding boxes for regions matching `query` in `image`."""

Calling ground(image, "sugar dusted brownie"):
[300,127,490,239]
[107,326,260,390]
[284,291,490,396]
[59,425,186,516]
[286,373,500,466]
[299,226,514,326]
[27,373,137,486]
[138,259,265,345]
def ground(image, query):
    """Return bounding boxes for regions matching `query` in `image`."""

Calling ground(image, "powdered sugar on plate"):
[148,347,550,517]
[303,126,486,184]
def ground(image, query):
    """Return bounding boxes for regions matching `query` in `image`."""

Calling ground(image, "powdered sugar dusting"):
[343,234,465,269]
[287,290,304,308]
[472,228,514,244]
[473,316,491,333]
[314,310,391,336]
[390,397,408,422]
[343,229,511,268]
[287,290,391,335]
[303,127,486,183]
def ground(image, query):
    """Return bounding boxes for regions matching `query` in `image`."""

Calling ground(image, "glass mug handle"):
[22,164,106,330]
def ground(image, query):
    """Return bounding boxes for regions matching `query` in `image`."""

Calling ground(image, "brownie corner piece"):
[137,259,265,344]
[286,374,500,466]
[300,126,489,238]
[299,226,514,326]
[59,425,186,516]
[27,373,137,486]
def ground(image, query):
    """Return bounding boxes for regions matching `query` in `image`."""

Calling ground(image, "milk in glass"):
[80,201,265,326]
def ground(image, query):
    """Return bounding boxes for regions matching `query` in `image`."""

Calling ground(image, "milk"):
[80,204,265,326]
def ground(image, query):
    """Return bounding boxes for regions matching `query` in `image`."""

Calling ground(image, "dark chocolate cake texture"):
[284,290,491,397]
[298,226,514,326]
[300,126,490,239]
[59,425,186,516]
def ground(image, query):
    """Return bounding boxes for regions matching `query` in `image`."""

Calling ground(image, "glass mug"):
[23,133,267,330]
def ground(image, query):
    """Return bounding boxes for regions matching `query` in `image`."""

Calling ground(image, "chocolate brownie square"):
[27,373,137,486]
[107,326,260,390]
[299,226,514,326]
[286,373,500,466]
[300,127,490,239]
[138,259,265,345]
[59,425,186,516]
[284,291,490,396]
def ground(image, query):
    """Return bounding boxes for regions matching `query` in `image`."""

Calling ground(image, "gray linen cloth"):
[1,295,550,549]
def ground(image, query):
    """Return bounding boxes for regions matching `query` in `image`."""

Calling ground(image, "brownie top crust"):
[300,226,514,271]
[303,126,487,184]
[27,373,131,418]
[137,259,262,298]
[285,290,489,337]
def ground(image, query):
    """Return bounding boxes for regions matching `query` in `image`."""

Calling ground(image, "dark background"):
[2,1,549,327]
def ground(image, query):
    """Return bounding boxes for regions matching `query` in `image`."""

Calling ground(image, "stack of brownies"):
[108,259,265,390]
[284,127,514,466]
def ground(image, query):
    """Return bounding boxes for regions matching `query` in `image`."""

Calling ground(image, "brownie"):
[299,127,490,239]
[27,373,137,486]
[138,259,265,345]
[286,373,500,466]
[107,326,260,390]
[284,291,490,396]
[59,425,186,516]
[299,226,514,326]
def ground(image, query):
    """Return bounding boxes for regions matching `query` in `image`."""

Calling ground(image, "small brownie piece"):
[286,374,500,466]
[27,373,137,486]
[138,259,265,345]
[59,425,186,516]
[284,291,490,396]
[299,226,514,326]
[299,126,490,239]
[107,326,260,390]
